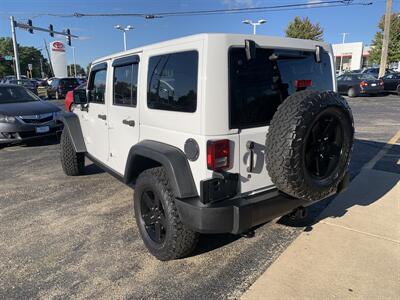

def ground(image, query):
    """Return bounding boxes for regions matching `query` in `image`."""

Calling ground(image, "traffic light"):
[27,19,33,34]
[49,24,54,37]
[66,29,71,46]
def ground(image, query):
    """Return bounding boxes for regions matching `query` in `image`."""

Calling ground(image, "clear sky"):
[0,0,399,68]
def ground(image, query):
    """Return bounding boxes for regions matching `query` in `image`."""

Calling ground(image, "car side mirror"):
[73,89,87,105]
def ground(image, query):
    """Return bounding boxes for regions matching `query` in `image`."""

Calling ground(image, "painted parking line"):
[363,129,400,170]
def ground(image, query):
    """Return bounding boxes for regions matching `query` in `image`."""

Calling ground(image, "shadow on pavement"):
[278,139,400,229]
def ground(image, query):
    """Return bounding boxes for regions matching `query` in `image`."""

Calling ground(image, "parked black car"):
[337,73,384,97]
[47,77,80,100]
[0,84,63,145]
[380,73,400,95]
[8,79,38,95]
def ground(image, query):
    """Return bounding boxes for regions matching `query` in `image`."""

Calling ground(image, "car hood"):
[0,100,61,116]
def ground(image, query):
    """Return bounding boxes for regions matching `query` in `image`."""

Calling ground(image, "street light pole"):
[242,19,267,35]
[339,32,349,74]
[10,16,21,80]
[114,25,134,51]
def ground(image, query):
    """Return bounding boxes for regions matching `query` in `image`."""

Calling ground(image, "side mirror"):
[73,89,87,105]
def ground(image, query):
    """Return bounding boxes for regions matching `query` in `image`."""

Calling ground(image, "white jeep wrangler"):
[60,34,354,261]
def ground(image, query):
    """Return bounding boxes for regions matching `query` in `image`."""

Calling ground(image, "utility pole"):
[10,16,21,80]
[339,33,349,74]
[71,46,77,77]
[379,0,392,78]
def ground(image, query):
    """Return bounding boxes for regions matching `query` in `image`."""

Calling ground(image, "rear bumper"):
[176,189,311,234]
[176,173,350,235]
[360,86,384,94]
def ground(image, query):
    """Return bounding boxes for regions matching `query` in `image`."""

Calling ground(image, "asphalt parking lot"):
[0,94,399,299]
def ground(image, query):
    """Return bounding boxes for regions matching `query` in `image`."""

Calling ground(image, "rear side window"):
[229,47,333,129]
[147,51,198,113]
[113,63,138,107]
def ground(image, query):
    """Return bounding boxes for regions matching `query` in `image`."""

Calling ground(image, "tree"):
[285,17,324,41]
[368,12,400,66]
[0,37,51,78]
[67,64,86,77]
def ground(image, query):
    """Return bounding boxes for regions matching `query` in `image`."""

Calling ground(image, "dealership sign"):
[50,41,67,77]
[51,41,65,52]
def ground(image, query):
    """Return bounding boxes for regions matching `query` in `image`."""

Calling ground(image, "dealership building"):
[332,42,400,72]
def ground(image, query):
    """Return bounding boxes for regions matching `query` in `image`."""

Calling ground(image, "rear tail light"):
[360,81,368,87]
[207,139,230,171]
[294,80,312,89]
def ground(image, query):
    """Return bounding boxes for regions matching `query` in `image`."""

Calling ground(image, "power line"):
[26,0,373,19]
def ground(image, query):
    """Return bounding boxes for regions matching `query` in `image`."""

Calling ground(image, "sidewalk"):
[242,167,400,299]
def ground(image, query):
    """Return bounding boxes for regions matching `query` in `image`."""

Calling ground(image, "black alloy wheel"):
[304,112,344,179]
[140,189,167,244]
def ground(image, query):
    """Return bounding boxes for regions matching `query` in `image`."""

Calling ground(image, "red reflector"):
[360,81,368,87]
[294,80,312,88]
[207,139,230,171]
[379,80,384,86]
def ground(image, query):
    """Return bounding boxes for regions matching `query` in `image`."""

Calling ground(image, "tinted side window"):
[88,69,107,104]
[229,48,333,129]
[113,63,138,107]
[147,51,198,113]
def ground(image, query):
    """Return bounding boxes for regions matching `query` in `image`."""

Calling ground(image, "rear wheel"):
[265,91,354,201]
[134,167,199,261]
[347,88,357,98]
[397,85,400,96]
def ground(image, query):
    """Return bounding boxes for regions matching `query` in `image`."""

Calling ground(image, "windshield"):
[0,86,41,104]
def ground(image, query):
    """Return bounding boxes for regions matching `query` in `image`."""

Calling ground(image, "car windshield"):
[356,74,376,80]
[0,86,40,104]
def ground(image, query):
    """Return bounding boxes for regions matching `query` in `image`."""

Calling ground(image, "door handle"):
[246,141,255,173]
[98,114,107,120]
[122,119,135,127]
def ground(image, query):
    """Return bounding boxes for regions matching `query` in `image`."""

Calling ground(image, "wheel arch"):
[124,140,198,199]
[58,113,87,153]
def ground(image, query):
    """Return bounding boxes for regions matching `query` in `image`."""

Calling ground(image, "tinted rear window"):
[229,48,333,129]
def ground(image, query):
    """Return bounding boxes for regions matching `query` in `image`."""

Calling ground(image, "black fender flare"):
[124,140,198,199]
[59,113,87,153]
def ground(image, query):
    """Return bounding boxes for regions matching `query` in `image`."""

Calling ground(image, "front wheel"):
[134,167,199,261]
[60,129,85,176]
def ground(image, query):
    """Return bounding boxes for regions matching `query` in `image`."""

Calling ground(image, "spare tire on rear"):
[265,91,354,201]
